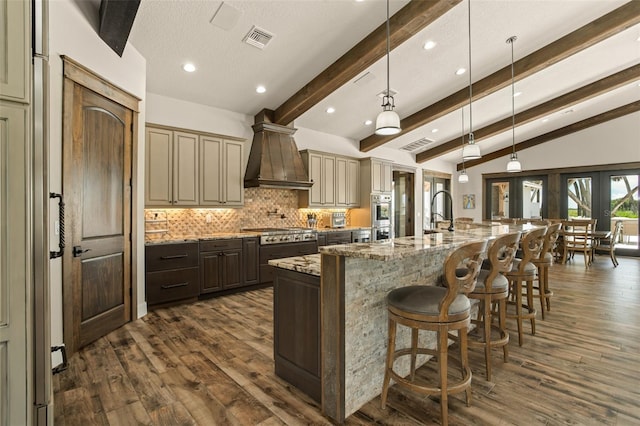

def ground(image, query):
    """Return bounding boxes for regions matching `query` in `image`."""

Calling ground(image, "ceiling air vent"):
[243,26,274,49]
[401,138,435,152]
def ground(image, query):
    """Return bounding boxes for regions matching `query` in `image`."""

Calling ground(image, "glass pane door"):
[522,179,543,219]
[609,174,639,250]
[490,181,510,219]
[567,177,593,219]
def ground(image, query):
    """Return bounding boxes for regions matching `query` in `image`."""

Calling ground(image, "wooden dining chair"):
[594,220,623,267]
[561,219,595,267]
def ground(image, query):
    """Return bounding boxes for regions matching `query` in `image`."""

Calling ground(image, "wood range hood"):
[244,109,312,190]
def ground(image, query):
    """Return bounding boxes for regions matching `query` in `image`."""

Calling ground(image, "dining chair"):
[594,220,623,267]
[561,219,595,267]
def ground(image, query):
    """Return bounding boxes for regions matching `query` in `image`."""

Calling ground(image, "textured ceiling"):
[128,0,640,163]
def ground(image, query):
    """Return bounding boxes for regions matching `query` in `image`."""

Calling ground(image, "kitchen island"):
[270,223,533,422]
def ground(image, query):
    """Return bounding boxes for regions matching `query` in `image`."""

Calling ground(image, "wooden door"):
[322,155,336,205]
[221,248,243,289]
[308,152,322,205]
[200,135,223,205]
[200,251,223,293]
[335,157,348,206]
[347,159,360,207]
[224,140,244,206]
[63,83,132,353]
[173,131,199,205]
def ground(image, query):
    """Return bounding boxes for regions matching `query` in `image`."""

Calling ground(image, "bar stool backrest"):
[441,240,488,320]
[485,232,521,290]
[539,223,562,260]
[516,227,547,270]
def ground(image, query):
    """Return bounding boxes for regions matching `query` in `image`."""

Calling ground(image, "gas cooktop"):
[241,227,317,245]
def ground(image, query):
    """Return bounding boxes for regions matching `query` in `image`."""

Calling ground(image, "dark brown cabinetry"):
[325,231,352,245]
[200,239,243,294]
[145,242,200,307]
[259,241,318,284]
[243,237,260,286]
[273,268,321,403]
[317,233,327,247]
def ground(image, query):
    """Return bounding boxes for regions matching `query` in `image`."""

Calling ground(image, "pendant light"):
[458,108,469,183]
[375,0,401,136]
[506,35,522,172]
[462,0,480,160]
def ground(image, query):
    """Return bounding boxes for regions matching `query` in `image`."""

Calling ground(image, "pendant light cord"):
[509,36,516,156]
[467,0,473,141]
[386,0,390,105]
[461,108,466,169]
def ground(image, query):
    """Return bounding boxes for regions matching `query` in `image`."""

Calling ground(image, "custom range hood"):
[244,109,312,190]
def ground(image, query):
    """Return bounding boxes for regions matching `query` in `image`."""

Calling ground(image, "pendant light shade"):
[506,35,522,173]
[462,0,480,161]
[458,170,469,183]
[375,0,401,136]
[375,101,401,135]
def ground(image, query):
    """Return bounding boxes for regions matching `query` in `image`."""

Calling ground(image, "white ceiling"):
[128,0,640,164]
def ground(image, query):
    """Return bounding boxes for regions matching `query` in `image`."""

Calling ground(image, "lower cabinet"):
[200,239,243,294]
[145,242,200,307]
[273,267,321,403]
[243,237,260,286]
[325,231,352,245]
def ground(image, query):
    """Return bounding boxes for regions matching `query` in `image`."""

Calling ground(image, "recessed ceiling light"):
[513,91,522,97]
[542,118,549,123]
[423,40,437,50]
[326,107,335,114]
[455,68,466,76]
[431,128,438,133]
[182,63,196,73]
[364,119,373,126]
[256,85,266,93]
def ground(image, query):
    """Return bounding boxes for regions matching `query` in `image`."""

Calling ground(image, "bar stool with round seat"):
[468,232,521,381]
[531,223,562,319]
[381,240,487,425]
[505,227,546,346]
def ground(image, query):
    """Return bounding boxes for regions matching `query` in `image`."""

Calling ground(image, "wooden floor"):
[54,255,640,425]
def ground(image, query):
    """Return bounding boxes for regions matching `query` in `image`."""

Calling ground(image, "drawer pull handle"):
[161,282,189,289]
[160,254,188,260]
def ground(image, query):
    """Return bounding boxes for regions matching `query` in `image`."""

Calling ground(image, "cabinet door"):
[322,155,336,205]
[308,152,323,205]
[243,237,260,286]
[382,161,393,193]
[222,248,243,289]
[335,157,348,206]
[199,135,223,205]
[347,159,360,207]
[200,251,223,293]
[224,140,244,206]
[173,131,199,205]
[145,127,173,205]
[0,0,29,102]
[372,160,383,193]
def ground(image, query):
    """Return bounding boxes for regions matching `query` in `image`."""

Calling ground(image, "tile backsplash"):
[145,188,352,240]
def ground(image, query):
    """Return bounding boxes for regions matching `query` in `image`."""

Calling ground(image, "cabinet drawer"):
[146,267,199,305]
[146,242,199,271]
[200,238,242,252]
[325,231,352,245]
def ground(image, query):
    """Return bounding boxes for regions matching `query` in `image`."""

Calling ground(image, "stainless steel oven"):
[351,228,371,243]
[371,194,392,240]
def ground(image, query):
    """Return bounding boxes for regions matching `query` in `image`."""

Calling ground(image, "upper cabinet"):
[0,0,29,103]
[360,158,393,201]
[299,150,360,208]
[145,124,245,207]
[200,136,244,207]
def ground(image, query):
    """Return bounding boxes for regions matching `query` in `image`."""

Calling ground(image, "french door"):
[485,175,548,220]
[561,170,639,256]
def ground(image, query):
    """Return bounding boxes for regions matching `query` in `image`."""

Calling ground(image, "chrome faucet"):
[430,189,454,232]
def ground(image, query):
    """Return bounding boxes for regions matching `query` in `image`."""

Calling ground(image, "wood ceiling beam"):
[456,100,640,171]
[416,63,640,163]
[360,1,640,152]
[272,0,461,126]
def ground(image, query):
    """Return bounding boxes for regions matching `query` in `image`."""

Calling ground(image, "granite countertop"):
[145,231,261,245]
[269,253,321,276]
[318,224,535,261]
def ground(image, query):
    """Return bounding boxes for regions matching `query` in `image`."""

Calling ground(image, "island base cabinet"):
[273,268,321,403]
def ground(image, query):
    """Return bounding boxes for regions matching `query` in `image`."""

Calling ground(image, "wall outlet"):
[205,213,213,223]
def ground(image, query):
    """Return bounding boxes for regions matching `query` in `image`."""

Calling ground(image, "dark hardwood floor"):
[54,255,640,425]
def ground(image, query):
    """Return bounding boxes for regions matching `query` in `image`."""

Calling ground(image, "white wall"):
[48,0,147,351]
[451,112,640,221]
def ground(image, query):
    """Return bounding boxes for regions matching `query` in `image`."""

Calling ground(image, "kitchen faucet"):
[430,190,454,232]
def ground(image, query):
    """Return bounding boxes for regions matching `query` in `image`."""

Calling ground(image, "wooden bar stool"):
[506,227,546,346]
[381,240,487,426]
[468,232,521,381]
[532,223,562,318]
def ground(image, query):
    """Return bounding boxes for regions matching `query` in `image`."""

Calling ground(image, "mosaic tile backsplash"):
[145,188,353,240]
